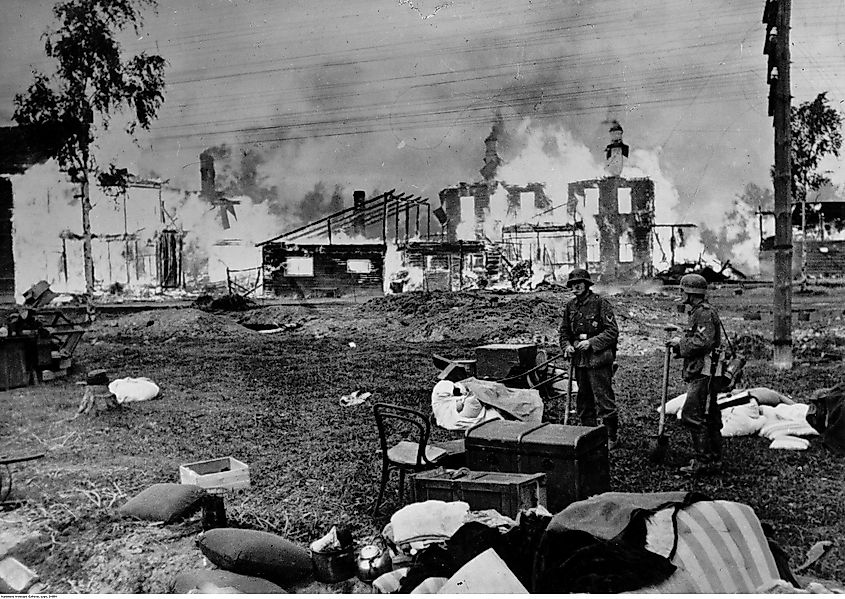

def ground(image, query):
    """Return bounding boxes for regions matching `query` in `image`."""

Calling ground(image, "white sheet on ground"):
[108,377,160,403]
[437,548,528,594]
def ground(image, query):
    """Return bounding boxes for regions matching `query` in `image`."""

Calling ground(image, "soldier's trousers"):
[574,365,617,426]
[680,375,723,462]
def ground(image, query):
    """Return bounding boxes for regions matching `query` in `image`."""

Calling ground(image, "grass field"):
[1,287,843,592]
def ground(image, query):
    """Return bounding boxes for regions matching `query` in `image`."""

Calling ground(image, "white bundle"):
[769,436,810,450]
[759,420,819,440]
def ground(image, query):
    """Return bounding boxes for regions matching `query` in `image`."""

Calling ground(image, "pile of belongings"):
[370,492,815,593]
[658,387,820,450]
[431,379,544,431]
[806,383,845,456]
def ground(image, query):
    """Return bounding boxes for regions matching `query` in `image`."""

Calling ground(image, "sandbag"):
[173,568,288,593]
[769,436,810,451]
[118,483,206,523]
[197,528,313,585]
[109,377,160,403]
[758,420,818,440]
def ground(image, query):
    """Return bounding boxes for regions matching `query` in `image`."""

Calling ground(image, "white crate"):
[179,456,250,490]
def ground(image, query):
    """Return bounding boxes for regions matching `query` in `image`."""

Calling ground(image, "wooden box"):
[410,468,546,518]
[179,457,250,490]
[465,421,608,513]
[475,343,537,380]
[0,336,35,390]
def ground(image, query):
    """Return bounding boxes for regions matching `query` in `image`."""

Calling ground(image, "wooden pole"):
[382,193,388,243]
[394,195,400,244]
[772,0,793,369]
[404,198,410,243]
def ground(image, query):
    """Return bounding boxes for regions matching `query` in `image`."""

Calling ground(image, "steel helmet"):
[680,273,708,295]
[566,268,593,287]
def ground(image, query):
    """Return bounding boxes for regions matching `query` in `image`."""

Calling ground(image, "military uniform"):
[673,300,723,466]
[559,290,619,437]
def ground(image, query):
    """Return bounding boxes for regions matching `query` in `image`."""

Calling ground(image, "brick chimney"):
[480,127,502,182]
[353,190,366,236]
[200,150,215,200]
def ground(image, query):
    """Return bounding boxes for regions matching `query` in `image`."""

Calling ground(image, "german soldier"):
[666,273,723,475]
[559,268,620,448]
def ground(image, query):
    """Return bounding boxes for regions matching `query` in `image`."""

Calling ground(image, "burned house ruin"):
[759,189,845,279]
[436,121,656,283]
[258,190,434,298]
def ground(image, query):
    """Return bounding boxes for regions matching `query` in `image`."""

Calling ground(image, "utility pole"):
[764,0,793,368]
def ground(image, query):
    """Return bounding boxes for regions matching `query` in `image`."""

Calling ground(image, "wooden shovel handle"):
[658,345,671,435]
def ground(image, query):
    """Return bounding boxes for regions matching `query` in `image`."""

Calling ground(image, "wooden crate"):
[410,468,546,518]
[465,421,608,513]
[179,457,250,490]
[475,343,537,380]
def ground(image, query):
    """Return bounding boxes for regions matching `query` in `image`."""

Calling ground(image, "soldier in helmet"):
[666,273,723,475]
[559,268,620,448]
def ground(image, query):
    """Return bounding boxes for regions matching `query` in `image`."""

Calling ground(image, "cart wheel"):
[0,464,11,502]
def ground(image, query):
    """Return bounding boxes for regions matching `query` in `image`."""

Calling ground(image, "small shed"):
[261,242,386,298]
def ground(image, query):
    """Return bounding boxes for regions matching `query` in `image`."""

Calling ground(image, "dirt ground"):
[1,285,844,593]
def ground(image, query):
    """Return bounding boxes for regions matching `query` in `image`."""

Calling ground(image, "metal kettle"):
[356,544,392,582]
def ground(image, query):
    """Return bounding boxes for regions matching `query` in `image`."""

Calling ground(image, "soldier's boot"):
[579,414,597,428]
[680,431,716,475]
[603,414,620,450]
[707,415,724,468]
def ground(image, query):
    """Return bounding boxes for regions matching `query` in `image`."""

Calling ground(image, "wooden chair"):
[372,402,455,516]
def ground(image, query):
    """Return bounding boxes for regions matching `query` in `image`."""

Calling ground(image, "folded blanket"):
[391,500,470,545]
[545,491,706,543]
[460,377,544,423]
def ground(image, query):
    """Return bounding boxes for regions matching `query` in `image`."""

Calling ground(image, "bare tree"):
[13,0,166,297]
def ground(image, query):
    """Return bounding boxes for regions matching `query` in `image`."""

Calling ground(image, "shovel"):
[650,324,678,463]
[563,358,574,425]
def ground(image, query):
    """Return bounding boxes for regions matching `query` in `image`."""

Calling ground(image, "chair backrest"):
[373,402,433,467]
[496,351,566,392]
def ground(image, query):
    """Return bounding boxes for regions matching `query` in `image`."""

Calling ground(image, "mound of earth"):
[91,308,255,341]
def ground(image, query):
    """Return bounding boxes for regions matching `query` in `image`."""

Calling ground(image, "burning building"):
[434,121,656,283]
[566,176,655,280]
[1,123,189,299]
[1,123,273,300]
[258,189,433,297]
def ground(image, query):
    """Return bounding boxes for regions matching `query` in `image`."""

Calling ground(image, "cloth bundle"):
[430,381,502,431]
[658,387,818,449]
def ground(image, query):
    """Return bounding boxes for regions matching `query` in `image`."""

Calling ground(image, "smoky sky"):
[2,0,844,230]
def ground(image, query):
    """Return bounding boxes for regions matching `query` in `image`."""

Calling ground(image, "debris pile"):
[91,308,255,341]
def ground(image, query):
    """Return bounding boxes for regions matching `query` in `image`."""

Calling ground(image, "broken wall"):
[8,161,188,297]
[439,181,551,243]
[401,240,485,291]
[568,176,654,281]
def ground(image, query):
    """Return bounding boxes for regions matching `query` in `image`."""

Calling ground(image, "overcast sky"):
[2,0,844,233]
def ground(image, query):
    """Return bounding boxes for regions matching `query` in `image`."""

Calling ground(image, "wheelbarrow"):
[1,453,45,502]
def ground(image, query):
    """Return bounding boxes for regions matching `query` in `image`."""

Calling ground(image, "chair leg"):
[372,461,390,517]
